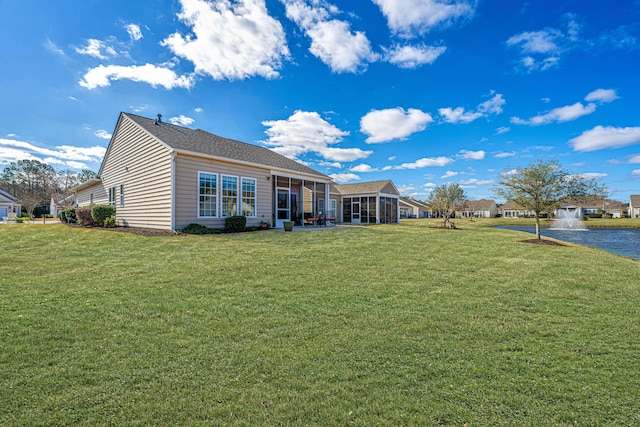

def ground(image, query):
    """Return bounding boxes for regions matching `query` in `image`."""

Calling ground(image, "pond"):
[496,226,640,261]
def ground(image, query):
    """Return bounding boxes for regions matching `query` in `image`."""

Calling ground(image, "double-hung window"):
[199,172,217,217]
[108,187,116,207]
[221,175,238,217]
[241,177,256,217]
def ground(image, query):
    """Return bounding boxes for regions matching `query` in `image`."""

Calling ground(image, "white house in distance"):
[399,197,430,219]
[0,189,21,221]
[72,112,399,230]
[630,195,640,218]
[458,199,498,218]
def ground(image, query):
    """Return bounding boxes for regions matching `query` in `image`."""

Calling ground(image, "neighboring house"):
[50,195,75,218]
[72,112,399,230]
[499,200,536,218]
[0,189,21,221]
[330,180,400,224]
[458,199,497,218]
[631,195,640,218]
[399,197,430,219]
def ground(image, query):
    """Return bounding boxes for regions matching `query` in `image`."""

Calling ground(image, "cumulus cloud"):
[457,150,485,160]
[585,88,619,103]
[372,0,476,37]
[0,137,106,168]
[168,115,195,126]
[459,178,492,186]
[162,0,290,80]
[75,38,117,59]
[382,44,446,68]
[386,156,453,170]
[283,0,377,73]
[506,16,580,72]
[125,24,143,41]
[439,93,505,124]
[350,164,377,172]
[569,125,640,152]
[511,102,596,125]
[94,130,112,140]
[262,110,372,162]
[441,170,459,178]
[79,64,195,90]
[628,155,640,164]
[330,173,360,183]
[360,107,433,143]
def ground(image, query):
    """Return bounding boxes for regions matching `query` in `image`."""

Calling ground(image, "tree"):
[495,159,604,239]
[76,169,98,184]
[426,183,467,228]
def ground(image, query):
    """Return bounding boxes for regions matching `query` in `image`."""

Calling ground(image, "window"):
[241,177,256,217]
[90,192,94,205]
[108,187,116,207]
[119,184,124,207]
[221,175,238,217]
[199,172,217,217]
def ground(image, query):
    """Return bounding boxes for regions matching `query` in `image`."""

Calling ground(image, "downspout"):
[170,150,176,231]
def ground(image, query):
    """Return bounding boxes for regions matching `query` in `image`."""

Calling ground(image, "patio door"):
[351,199,361,224]
[276,187,290,228]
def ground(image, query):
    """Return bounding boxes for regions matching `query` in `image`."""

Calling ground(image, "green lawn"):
[1,221,639,426]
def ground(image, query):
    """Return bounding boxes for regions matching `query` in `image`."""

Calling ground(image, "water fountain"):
[551,207,587,230]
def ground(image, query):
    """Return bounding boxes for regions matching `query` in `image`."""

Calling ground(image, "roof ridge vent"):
[155,114,162,125]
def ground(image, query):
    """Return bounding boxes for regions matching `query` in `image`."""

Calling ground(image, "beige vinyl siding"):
[381,181,399,195]
[75,182,107,206]
[101,116,173,229]
[174,153,272,230]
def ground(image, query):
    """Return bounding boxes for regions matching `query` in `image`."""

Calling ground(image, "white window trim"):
[108,186,116,207]
[197,171,218,219]
[240,176,257,218]
[220,174,239,218]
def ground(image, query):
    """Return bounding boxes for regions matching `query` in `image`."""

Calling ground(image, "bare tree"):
[426,183,467,228]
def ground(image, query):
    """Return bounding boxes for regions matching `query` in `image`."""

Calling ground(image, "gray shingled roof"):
[0,189,20,203]
[124,113,329,179]
[333,180,395,195]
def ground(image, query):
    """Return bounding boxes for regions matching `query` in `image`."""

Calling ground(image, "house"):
[72,112,399,230]
[399,197,430,219]
[458,199,497,218]
[499,200,535,218]
[631,195,640,218]
[50,195,75,219]
[330,180,400,224]
[0,189,21,222]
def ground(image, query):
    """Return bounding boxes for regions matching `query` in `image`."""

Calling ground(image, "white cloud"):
[94,130,112,140]
[459,178,492,186]
[383,44,446,68]
[75,38,117,59]
[318,160,342,168]
[493,151,516,158]
[457,150,485,160]
[350,163,377,172]
[79,64,195,90]
[628,155,640,164]
[632,170,640,176]
[262,110,372,162]
[439,93,505,124]
[0,137,105,168]
[44,38,65,56]
[360,107,433,143]
[585,88,618,103]
[389,156,453,170]
[569,125,640,152]
[283,0,377,73]
[441,170,458,178]
[163,0,290,80]
[372,0,476,37]
[168,115,195,126]
[125,24,143,41]
[330,173,360,183]
[573,172,608,180]
[194,107,203,113]
[511,102,596,125]
[495,126,511,135]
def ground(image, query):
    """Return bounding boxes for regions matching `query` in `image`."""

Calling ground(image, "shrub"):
[225,215,246,232]
[61,208,77,224]
[181,223,218,235]
[75,207,96,226]
[103,217,118,228]
[91,204,116,227]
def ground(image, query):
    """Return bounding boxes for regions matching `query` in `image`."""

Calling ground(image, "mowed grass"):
[1,221,639,426]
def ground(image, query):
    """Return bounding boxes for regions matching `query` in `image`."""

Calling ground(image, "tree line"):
[0,159,97,218]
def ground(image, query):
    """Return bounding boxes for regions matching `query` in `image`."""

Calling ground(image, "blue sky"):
[1,0,640,202]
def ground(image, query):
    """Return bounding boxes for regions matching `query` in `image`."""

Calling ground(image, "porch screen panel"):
[368,197,376,223]
[343,197,352,222]
[221,175,238,217]
[360,197,369,224]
